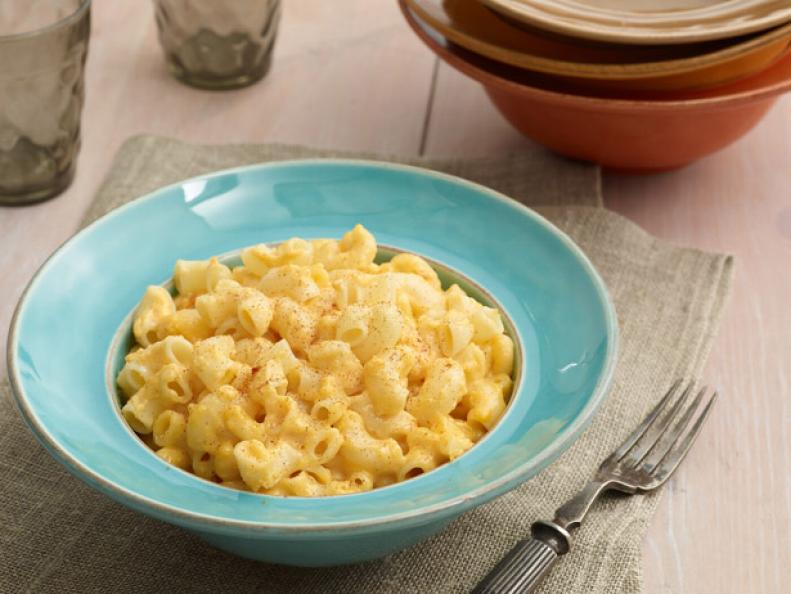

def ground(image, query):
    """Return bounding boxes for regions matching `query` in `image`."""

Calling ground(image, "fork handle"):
[472,521,571,594]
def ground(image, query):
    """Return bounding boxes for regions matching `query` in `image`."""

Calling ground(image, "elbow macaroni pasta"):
[118,225,515,496]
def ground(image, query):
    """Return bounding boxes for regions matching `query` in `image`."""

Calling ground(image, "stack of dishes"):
[400,0,791,170]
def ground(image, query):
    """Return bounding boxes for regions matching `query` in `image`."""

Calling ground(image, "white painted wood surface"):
[1,2,788,592]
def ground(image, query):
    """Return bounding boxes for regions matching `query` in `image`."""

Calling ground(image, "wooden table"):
[1,2,788,592]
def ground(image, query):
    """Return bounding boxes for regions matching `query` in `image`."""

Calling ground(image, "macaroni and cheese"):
[117,225,515,496]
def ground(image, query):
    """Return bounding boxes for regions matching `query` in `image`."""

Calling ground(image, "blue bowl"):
[7,160,617,566]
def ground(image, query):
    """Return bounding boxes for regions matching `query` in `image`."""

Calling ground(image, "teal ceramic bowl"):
[7,160,617,566]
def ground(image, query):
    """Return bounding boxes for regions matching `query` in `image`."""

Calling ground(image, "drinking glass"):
[0,0,91,205]
[153,0,281,90]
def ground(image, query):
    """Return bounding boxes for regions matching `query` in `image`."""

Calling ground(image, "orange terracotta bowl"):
[401,1,791,172]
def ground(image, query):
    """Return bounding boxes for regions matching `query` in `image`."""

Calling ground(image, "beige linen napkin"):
[0,136,732,594]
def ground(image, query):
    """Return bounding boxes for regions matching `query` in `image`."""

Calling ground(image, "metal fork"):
[472,379,718,594]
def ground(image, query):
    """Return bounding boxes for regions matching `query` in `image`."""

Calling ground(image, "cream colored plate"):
[524,0,783,25]
[529,0,767,17]
[482,0,791,44]
[557,0,737,10]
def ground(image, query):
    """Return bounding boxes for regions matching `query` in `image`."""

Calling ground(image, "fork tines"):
[601,379,718,488]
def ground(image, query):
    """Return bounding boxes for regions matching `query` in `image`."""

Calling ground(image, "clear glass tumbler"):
[0,0,91,206]
[153,0,281,90]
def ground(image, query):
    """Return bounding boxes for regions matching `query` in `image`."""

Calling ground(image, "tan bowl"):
[401,0,791,172]
[406,0,791,93]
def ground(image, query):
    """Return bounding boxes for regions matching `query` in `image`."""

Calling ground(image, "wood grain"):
[1,2,789,592]
[423,61,529,157]
[604,100,791,594]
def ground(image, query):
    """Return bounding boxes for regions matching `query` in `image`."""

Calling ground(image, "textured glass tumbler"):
[0,0,91,205]
[153,0,281,90]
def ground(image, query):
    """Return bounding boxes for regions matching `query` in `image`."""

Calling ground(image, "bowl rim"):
[0,0,91,44]
[7,158,618,532]
[406,0,791,80]
[402,0,791,110]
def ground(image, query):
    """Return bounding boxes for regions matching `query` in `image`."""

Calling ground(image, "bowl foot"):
[190,516,455,566]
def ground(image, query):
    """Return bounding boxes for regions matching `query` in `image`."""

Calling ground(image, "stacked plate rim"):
[481,0,791,44]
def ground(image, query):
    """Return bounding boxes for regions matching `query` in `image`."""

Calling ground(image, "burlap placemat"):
[1,136,732,594]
